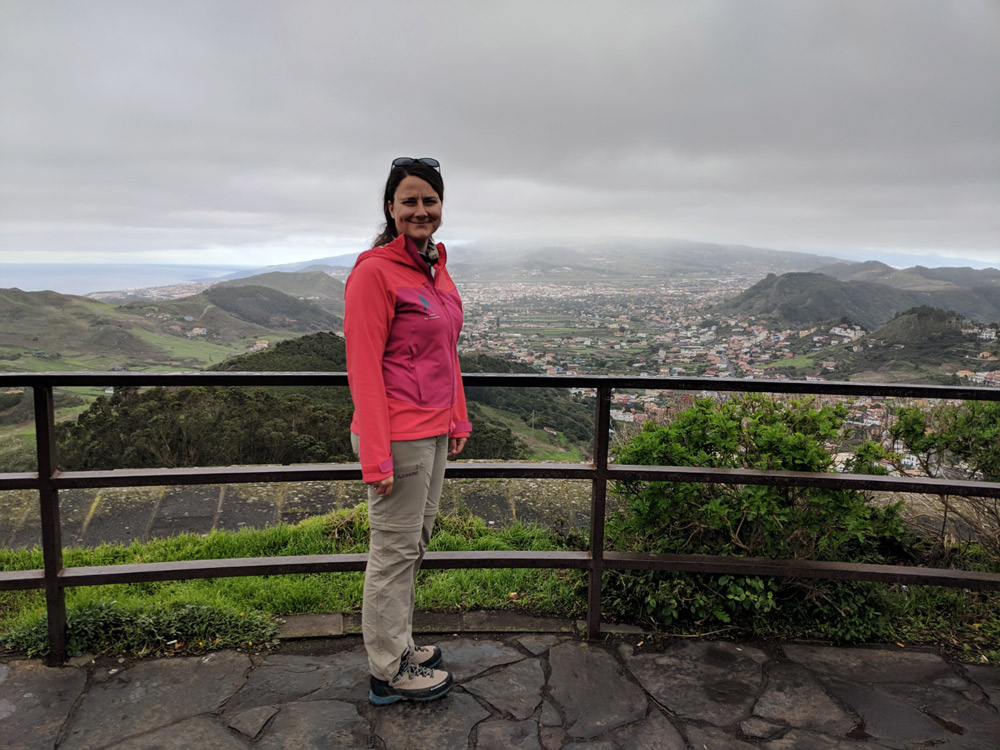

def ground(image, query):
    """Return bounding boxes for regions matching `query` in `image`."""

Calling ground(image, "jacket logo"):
[418,294,439,320]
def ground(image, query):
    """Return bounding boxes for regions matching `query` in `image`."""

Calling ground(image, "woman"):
[343,157,470,705]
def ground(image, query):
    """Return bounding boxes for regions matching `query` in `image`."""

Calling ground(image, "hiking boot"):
[408,644,442,669]
[369,656,453,705]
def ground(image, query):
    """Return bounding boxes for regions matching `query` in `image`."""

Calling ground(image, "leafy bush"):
[2,600,278,658]
[604,393,912,641]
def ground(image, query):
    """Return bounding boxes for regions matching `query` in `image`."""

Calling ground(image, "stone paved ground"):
[2,628,998,749]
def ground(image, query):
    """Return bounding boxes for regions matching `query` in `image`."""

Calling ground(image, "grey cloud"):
[1,0,997,264]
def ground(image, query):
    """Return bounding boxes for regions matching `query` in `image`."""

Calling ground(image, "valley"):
[3,247,999,479]
[2,248,1000,571]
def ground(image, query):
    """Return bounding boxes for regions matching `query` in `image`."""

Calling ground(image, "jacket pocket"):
[367,462,426,532]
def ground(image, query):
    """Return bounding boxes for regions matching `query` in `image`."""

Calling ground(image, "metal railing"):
[2,371,1000,664]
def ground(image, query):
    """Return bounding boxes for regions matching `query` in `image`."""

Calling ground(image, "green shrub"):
[604,394,912,641]
[2,600,278,658]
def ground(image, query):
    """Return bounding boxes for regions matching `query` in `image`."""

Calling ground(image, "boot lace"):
[396,655,434,682]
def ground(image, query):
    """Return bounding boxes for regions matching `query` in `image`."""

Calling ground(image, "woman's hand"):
[368,476,394,497]
[449,437,467,457]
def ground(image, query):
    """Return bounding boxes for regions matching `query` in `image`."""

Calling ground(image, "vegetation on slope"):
[215,270,345,316]
[55,331,599,469]
[205,285,340,331]
[459,354,595,446]
[717,272,1000,329]
[4,395,998,662]
[0,506,583,658]
[769,307,1000,384]
[0,285,338,373]
[57,385,355,468]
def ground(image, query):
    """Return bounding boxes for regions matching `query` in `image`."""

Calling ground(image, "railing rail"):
[2,371,1000,664]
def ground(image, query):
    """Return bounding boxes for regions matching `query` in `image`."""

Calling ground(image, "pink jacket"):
[344,234,471,481]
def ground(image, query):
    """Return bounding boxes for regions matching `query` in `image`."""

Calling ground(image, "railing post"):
[34,385,67,664]
[587,384,613,640]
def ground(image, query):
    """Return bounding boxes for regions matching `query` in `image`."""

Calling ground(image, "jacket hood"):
[352,234,448,274]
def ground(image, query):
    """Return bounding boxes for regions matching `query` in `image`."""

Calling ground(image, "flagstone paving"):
[2,628,999,749]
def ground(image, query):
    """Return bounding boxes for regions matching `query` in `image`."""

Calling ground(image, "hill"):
[212,332,593,459]
[715,273,920,330]
[61,332,590,468]
[0,285,339,373]
[829,307,997,384]
[871,306,972,347]
[0,288,177,370]
[818,262,1000,291]
[214,271,345,317]
[766,307,999,384]
[211,330,347,373]
[813,260,896,283]
[203,285,339,330]
[716,272,1000,329]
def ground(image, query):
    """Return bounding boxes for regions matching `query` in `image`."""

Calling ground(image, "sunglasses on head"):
[392,157,441,170]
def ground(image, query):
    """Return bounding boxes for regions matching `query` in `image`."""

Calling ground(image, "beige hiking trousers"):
[352,433,448,680]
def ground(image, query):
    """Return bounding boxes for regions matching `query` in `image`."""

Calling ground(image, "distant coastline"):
[0,263,254,296]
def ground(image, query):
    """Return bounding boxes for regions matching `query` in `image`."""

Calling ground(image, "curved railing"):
[2,371,1000,663]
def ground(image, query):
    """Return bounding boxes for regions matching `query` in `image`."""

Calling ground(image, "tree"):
[890,402,1000,559]
[57,386,354,470]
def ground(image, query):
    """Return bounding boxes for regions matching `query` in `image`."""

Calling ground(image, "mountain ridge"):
[818,261,1000,291]
[716,272,1000,329]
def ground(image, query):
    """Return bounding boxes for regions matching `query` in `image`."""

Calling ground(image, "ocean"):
[0,264,254,296]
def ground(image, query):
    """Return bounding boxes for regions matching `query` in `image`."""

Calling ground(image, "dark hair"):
[371,162,445,248]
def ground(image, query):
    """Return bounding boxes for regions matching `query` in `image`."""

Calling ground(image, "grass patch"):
[0,505,584,658]
[887,584,1000,664]
[128,328,245,367]
[775,355,815,369]
[475,403,584,462]
[530,441,585,462]
[0,429,35,472]
[2,503,997,663]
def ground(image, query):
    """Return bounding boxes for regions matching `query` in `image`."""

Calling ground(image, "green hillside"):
[57,331,588,469]
[716,273,919,329]
[205,285,340,331]
[872,306,970,346]
[717,272,1000,329]
[215,271,345,316]
[767,307,999,384]
[211,330,346,372]
[212,332,592,460]
[0,285,336,374]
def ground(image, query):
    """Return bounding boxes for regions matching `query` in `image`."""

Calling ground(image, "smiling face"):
[388,175,442,252]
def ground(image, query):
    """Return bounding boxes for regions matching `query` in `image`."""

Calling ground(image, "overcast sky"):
[2,0,998,270]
